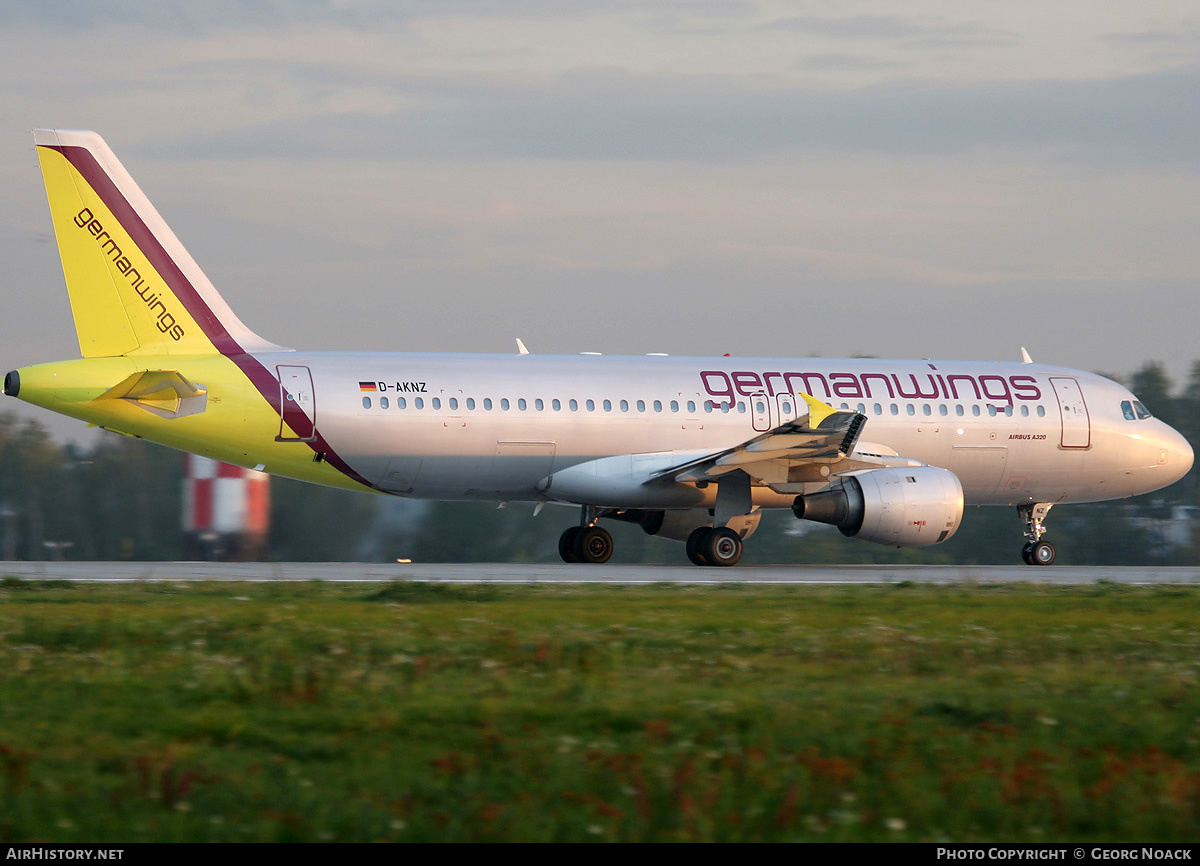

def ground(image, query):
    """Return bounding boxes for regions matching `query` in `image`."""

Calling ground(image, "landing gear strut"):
[1018,503,1055,566]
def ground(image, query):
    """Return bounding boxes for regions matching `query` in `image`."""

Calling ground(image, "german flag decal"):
[358,382,378,392]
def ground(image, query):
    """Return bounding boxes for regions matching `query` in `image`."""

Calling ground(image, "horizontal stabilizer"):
[97,370,207,419]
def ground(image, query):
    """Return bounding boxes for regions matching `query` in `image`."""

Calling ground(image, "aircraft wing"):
[654,393,869,487]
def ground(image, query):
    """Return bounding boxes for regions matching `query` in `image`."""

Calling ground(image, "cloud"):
[759,13,1017,49]
[0,0,724,33]
[135,63,1200,167]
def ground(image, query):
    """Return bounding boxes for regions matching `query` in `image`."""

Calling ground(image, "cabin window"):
[466,397,475,410]
[534,398,543,411]
[956,405,964,416]
[518,398,527,411]
[890,404,899,416]
[603,399,613,412]
[448,397,458,410]
[856,403,865,414]
[687,400,696,413]
[483,398,492,410]
[362,397,371,409]
[939,404,948,416]
[433,397,442,410]
[972,405,981,417]
[922,404,931,416]
[906,404,915,416]
[1037,405,1045,417]
[397,397,406,409]
[415,397,424,409]
[784,401,794,415]
[653,400,661,412]
[379,396,389,409]
[1004,405,1012,417]
[569,399,578,411]
[552,399,561,411]
[586,399,595,412]
[987,405,997,417]
[500,398,510,411]
[1020,405,1028,417]
[620,399,629,412]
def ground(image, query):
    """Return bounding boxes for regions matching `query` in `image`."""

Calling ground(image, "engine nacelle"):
[792,466,963,547]
[611,508,762,542]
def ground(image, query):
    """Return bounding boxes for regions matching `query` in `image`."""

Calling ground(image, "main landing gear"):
[557,520,745,567]
[1018,502,1055,566]
[558,507,618,564]
[685,526,743,567]
[556,505,748,567]
[558,523,614,564]
[559,475,755,567]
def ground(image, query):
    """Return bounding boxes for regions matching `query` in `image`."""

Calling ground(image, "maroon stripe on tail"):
[49,143,377,492]
[52,145,243,355]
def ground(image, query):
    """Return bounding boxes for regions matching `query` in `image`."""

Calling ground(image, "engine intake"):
[793,466,963,547]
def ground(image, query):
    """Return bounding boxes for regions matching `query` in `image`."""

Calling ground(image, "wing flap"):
[654,394,867,486]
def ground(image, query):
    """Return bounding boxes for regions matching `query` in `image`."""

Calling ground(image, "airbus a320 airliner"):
[3,130,1193,566]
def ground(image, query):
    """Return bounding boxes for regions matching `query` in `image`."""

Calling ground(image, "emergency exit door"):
[277,365,317,441]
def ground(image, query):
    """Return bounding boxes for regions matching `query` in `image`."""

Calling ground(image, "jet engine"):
[792,466,963,547]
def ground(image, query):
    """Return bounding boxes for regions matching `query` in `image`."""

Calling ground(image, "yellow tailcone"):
[5,356,365,492]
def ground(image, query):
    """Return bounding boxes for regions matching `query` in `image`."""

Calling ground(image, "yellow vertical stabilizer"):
[32,129,280,359]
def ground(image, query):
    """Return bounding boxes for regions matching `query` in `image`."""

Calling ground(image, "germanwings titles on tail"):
[5,130,1193,566]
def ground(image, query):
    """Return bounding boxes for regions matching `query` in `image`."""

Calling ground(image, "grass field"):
[1,577,1198,842]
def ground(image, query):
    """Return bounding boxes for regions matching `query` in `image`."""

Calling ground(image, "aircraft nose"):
[1160,425,1194,485]
[1175,429,1194,478]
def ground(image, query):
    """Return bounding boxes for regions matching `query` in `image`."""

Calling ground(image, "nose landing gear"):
[1018,502,1055,566]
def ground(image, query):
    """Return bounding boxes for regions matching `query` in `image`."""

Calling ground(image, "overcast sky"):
[3,1,1199,441]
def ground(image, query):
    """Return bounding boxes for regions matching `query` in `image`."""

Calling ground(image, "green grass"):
[1,579,1198,841]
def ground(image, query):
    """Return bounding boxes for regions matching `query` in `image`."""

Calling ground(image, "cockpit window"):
[1121,400,1153,420]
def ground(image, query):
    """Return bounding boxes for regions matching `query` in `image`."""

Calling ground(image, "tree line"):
[1,360,1197,565]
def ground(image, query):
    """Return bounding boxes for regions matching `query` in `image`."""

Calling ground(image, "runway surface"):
[3,561,1200,584]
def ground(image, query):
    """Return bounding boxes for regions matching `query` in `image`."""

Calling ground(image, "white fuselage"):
[266,352,1192,508]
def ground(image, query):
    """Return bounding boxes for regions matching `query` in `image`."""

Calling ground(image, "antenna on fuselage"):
[516,338,530,355]
[1020,347,1034,364]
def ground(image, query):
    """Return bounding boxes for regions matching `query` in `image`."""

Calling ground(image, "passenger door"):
[277,365,317,441]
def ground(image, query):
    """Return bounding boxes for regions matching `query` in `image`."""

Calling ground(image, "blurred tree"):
[268,476,379,561]
[56,434,184,560]
[0,413,65,559]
